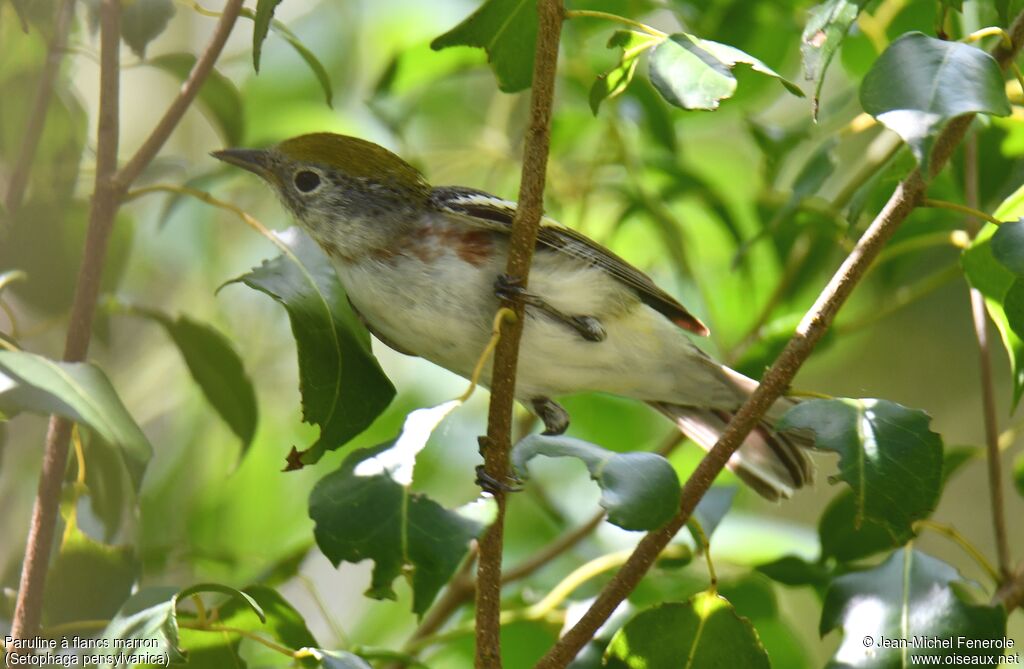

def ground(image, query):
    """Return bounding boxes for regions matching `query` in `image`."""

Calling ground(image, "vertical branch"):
[8,0,121,645]
[3,0,77,215]
[475,1,564,666]
[963,135,1012,579]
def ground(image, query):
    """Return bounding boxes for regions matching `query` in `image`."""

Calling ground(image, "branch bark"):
[8,0,245,645]
[534,13,1024,669]
[475,1,565,666]
[3,0,77,215]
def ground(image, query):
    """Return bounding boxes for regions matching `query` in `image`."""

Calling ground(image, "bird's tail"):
[648,382,814,500]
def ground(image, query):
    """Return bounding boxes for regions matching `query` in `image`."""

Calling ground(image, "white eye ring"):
[293,169,322,193]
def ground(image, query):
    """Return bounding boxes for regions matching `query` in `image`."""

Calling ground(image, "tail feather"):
[649,401,814,501]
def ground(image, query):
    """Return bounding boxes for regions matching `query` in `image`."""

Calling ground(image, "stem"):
[995,565,1024,611]
[3,0,77,215]
[564,9,666,38]
[534,13,1024,667]
[914,519,1001,584]
[922,198,1004,226]
[179,622,295,657]
[474,1,564,666]
[8,0,121,646]
[9,0,246,645]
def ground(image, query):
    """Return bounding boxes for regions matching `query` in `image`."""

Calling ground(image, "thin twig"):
[475,1,565,666]
[3,0,77,215]
[534,12,1024,668]
[923,198,1005,226]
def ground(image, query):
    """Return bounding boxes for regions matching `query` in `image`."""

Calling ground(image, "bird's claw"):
[475,464,522,494]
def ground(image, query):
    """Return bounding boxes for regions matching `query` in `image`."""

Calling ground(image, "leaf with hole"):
[859,32,1010,168]
[605,594,770,668]
[821,549,1006,666]
[511,434,680,531]
[148,53,244,145]
[649,33,804,111]
[225,228,395,466]
[430,0,536,92]
[801,0,870,118]
[0,350,151,491]
[779,398,943,546]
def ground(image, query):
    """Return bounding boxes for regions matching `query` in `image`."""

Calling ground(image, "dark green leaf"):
[991,218,1024,275]
[756,555,830,588]
[98,587,187,668]
[860,32,1010,168]
[43,528,138,626]
[942,445,979,482]
[649,33,804,111]
[605,594,770,668]
[801,0,869,118]
[589,30,659,114]
[511,434,681,531]
[148,53,244,145]
[252,0,283,72]
[430,0,537,92]
[821,548,1006,666]
[819,490,899,562]
[127,306,258,449]
[1013,450,1023,498]
[239,10,334,107]
[779,399,943,545]
[309,436,482,615]
[0,351,151,491]
[178,583,266,623]
[121,0,175,57]
[227,228,395,466]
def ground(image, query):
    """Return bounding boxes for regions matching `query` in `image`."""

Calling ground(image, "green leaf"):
[649,33,804,111]
[0,351,151,491]
[430,0,537,93]
[239,8,334,107]
[942,445,979,482]
[43,527,138,626]
[148,53,244,145]
[309,407,482,615]
[779,399,943,545]
[821,548,1006,666]
[227,229,395,466]
[1013,450,1023,498]
[801,0,870,118]
[252,0,283,72]
[756,555,830,588]
[963,186,1024,407]
[690,485,736,541]
[991,218,1024,275]
[511,434,681,531]
[859,32,1011,168]
[589,30,660,114]
[121,0,175,57]
[98,587,187,668]
[819,490,899,562]
[177,583,266,623]
[605,594,770,668]
[126,306,258,449]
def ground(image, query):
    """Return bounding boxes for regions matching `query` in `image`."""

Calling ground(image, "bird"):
[213,132,815,500]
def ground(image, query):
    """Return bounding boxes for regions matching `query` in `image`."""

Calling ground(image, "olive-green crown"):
[276,133,428,190]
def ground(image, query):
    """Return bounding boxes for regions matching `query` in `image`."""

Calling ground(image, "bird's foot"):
[532,397,570,435]
[475,464,522,494]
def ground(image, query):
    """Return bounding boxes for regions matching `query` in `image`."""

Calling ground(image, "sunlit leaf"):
[43,526,138,626]
[431,0,536,92]
[226,228,395,467]
[860,32,1010,168]
[605,594,770,668]
[148,53,244,145]
[512,434,681,531]
[126,306,258,450]
[821,549,1006,666]
[121,0,175,57]
[801,0,870,118]
[252,0,283,72]
[779,399,943,545]
[590,30,660,114]
[649,33,804,111]
[0,351,151,491]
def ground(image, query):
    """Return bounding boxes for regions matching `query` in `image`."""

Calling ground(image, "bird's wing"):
[431,186,709,336]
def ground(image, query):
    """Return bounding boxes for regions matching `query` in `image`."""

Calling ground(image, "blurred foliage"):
[0,0,1023,667]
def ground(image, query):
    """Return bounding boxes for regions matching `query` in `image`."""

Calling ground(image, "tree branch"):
[995,565,1024,612]
[114,0,243,189]
[534,12,1024,668]
[8,0,245,646]
[3,0,77,215]
[475,1,565,665]
[8,0,121,645]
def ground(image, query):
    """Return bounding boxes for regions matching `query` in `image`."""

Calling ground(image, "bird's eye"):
[294,170,321,193]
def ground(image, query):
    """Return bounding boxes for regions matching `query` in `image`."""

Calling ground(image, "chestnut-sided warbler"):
[213,133,815,500]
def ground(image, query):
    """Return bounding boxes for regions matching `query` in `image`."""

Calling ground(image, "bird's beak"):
[211,148,271,178]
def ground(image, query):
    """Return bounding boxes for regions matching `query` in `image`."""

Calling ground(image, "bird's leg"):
[493,274,607,342]
[532,396,570,435]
